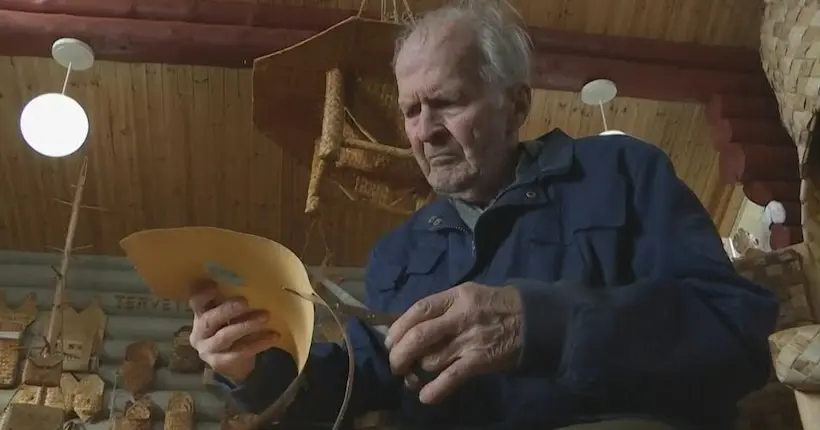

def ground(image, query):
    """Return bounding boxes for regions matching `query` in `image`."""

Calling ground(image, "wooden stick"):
[35,157,89,405]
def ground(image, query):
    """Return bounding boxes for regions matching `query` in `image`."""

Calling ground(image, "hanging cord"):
[497,0,524,22]
[106,369,120,423]
[356,0,415,23]
[598,101,609,132]
[61,62,72,94]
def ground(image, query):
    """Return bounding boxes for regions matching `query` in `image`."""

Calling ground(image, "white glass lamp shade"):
[599,130,627,136]
[19,93,89,157]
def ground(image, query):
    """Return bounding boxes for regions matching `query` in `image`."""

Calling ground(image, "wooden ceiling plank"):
[84,61,116,253]
[0,57,26,246]
[114,62,144,235]
[0,4,767,102]
[14,58,50,250]
[188,65,214,228]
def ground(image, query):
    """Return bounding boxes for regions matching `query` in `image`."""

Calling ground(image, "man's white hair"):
[393,0,533,96]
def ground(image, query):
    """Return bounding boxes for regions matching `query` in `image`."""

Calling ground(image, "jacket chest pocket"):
[523,178,628,286]
[560,178,629,286]
[524,208,566,283]
[368,244,448,314]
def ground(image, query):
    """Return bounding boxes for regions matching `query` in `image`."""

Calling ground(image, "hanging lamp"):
[580,79,627,136]
[19,38,94,158]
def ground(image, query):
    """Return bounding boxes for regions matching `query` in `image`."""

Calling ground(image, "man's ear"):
[508,84,532,132]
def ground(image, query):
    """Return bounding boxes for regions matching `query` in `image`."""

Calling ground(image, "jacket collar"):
[412,129,575,231]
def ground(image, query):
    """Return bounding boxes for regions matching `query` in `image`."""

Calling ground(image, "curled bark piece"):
[120,340,158,394]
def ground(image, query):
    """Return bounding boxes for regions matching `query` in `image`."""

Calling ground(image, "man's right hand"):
[188,280,280,384]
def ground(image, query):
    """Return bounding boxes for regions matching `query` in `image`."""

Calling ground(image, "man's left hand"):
[384,282,523,404]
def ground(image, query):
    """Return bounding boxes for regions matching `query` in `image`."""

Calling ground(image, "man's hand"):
[189,280,280,384]
[384,282,523,404]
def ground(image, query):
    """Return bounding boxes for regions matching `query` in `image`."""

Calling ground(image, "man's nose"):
[417,106,445,145]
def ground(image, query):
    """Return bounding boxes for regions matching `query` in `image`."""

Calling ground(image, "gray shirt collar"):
[450,141,540,231]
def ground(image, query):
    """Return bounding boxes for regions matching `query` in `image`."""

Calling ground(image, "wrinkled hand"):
[188,280,280,384]
[385,282,523,404]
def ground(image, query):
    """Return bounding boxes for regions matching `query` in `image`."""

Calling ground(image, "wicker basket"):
[761,0,820,160]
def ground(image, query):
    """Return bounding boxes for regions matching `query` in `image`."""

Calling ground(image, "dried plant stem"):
[36,157,89,405]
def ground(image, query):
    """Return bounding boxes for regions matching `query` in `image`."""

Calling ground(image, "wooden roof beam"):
[708,95,803,248]
[0,1,769,102]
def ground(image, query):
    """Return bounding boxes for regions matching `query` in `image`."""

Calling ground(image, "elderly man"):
[189,1,778,429]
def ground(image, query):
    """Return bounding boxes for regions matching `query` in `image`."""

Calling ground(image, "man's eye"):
[402,105,419,117]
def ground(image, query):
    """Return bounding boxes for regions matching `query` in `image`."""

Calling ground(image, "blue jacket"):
[223,130,778,429]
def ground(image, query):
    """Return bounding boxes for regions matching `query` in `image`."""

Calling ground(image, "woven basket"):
[733,248,816,328]
[0,338,20,388]
[761,0,820,160]
[253,16,433,215]
[21,351,63,387]
[769,324,820,390]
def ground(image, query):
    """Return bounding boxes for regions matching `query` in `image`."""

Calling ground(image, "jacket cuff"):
[510,279,586,375]
[214,348,298,413]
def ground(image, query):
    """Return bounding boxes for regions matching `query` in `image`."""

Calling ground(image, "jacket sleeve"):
[512,141,779,417]
[216,249,402,425]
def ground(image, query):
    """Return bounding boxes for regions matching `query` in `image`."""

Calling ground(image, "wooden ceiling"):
[0,0,762,266]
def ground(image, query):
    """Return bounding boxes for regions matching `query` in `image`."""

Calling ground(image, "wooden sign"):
[0,291,37,388]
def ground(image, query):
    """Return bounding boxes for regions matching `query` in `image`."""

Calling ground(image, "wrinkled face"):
[395,24,527,201]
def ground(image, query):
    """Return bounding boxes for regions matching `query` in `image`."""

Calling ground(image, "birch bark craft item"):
[252,5,432,216]
[0,403,63,430]
[120,227,350,429]
[0,292,37,388]
[119,339,158,394]
[769,324,820,429]
[164,392,194,430]
[112,397,153,430]
[761,0,820,160]
[168,326,203,373]
[72,374,104,422]
[4,372,95,421]
[59,301,107,373]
